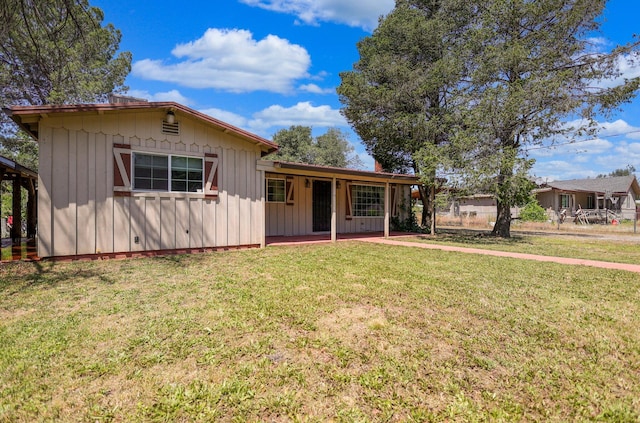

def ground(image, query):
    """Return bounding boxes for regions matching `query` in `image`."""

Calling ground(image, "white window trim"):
[132,152,204,193]
[350,182,386,218]
[267,177,286,203]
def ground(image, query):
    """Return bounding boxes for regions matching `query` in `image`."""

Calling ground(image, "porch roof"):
[257,160,419,184]
[0,155,37,181]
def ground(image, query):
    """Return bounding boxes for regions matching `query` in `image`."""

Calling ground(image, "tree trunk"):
[418,184,430,228]
[492,198,511,237]
[429,184,437,235]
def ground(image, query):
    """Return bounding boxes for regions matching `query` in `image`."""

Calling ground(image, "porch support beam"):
[12,175,22,244]
[260,169,266,248]
[331,177,337,242]
[384,182,390,238]
[26,179,36,238]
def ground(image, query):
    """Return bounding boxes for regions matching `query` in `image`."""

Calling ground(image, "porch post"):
[260,169,266,248]
[384,182,390,237]
[12,175,22,244]
[25,179,36,239]
[331,177,337,242]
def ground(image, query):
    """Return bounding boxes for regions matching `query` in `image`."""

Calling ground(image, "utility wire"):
[525,129,640,152]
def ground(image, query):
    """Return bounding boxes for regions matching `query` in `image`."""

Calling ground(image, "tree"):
[452,0,640,237]
[267,126,363,169]
[269,126,315,164]
[338,0,465,233]
[597,165,636,178]
[1,0,131,109]
[341,0,640,237]
[314,128,363,168]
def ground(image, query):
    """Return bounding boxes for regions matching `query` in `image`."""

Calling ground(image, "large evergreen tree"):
[338,0,464,232]
[0,0,131,108]
[454,0,640,237]
[339,0,640,237]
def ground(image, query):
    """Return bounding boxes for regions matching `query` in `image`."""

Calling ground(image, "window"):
[352,184,384,217]
[133,154,168,190]
[171,156,203,192]
[560,194,570,209]
[267,178,285,202]
[587,195,594,209]
[133,153,203,192]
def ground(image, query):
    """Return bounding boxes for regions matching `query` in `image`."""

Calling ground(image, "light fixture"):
[305,178,310,188]
[166,110,176,124]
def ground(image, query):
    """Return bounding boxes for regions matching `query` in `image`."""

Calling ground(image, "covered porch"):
[266,231,418,246]
[257,160,419,246]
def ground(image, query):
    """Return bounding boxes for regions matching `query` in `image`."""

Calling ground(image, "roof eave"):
[4,102,279,154]
[257,160,419,183]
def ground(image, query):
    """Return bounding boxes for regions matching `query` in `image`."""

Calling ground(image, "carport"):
[1,155,37,260]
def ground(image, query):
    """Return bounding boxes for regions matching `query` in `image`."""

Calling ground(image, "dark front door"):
[312,180,331,232]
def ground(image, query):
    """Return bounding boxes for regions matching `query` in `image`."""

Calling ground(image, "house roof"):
[3,102,279,154]
[543,175,640,195]
[257,160,419,184]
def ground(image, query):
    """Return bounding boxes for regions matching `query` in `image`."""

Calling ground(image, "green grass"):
[407,230,640,264]
[1,242,640,421]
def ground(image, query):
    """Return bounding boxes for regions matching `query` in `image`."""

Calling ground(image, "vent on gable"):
[162,121,180,135]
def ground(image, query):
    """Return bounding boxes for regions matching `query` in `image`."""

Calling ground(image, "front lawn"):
[407,231,640,265]
[1,242,639,421]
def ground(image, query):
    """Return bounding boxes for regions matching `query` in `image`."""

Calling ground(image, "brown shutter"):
[113,143,132,196]
[286,176,294,205]
[346,182,353,220]
[204,153,219,198]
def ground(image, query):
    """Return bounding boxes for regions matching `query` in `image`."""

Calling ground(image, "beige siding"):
[38,110,265,257]
[265,175,412,237]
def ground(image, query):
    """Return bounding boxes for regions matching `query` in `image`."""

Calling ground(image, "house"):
[435,192,521,221]
[4,101,417,259]
[535,175,640,221]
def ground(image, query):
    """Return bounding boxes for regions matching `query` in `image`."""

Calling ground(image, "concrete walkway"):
[356,236,640,274]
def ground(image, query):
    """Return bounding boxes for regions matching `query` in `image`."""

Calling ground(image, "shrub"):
[519,201,548,222]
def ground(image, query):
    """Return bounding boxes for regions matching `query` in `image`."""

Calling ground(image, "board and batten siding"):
[265,174,410,236]
[37,110,265,258]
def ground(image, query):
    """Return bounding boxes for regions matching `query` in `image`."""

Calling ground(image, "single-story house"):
[534,175,640,220]
[4,101,417,259]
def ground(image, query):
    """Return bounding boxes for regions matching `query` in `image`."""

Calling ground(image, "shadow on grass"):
[416,228,529,246]
[0,260,116,294]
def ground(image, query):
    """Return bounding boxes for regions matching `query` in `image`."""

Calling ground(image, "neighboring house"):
[535,175,640,220]
[437,193,520,221]
[5,101,417,259]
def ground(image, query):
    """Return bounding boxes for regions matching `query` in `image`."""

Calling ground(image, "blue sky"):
[92,0,640,181]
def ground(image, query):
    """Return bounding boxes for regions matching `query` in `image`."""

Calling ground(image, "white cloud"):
[199,108,249,129]
[250,101,347,130]
[299,83,334,94]
[197,101,347,137]
[592,53,640,89]
[126,89,192,104]
[239,0,394,30]
[132,28,311,94]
